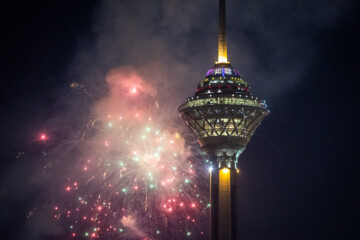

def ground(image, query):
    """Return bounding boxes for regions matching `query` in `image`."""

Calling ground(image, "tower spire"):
[218,0,228,63]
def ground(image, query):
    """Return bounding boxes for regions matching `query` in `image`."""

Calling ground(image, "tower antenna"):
[218,0,228,63]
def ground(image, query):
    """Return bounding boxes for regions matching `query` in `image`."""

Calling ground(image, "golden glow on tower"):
[218,36,227,63]
[219,167,231,238]
[218,0,228,63]
[218,55,228,64]
[218,34,228,63]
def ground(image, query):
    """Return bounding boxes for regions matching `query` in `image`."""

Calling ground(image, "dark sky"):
[1,0,359,239]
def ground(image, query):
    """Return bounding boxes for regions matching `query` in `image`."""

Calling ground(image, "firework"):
[37,69,209,240]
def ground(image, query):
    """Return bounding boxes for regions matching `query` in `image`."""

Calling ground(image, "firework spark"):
[31,68,209,239]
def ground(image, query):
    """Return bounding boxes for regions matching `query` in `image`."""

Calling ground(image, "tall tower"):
[177,0,270,239]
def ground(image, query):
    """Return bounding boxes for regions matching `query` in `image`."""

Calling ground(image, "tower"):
[177,0,270,239]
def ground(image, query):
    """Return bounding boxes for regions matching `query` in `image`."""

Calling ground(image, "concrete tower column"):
[210,151,239,240]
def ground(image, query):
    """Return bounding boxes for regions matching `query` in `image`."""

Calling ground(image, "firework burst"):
[35,68,209,240]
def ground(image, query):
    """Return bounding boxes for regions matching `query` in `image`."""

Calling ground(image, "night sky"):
[1,0,359,239]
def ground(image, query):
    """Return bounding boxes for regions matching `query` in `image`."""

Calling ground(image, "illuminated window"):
[224,68,232,75]
[215,68,222,74]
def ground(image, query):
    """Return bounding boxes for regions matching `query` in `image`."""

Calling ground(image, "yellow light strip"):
[219,167,231,238]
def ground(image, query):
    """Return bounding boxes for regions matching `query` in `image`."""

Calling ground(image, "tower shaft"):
[210,165,238,240]
[218,0,227,63]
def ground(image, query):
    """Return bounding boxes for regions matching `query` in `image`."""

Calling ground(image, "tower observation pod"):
[177,0,270,239]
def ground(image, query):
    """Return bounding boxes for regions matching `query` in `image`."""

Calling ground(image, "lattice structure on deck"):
[180,105,266,139]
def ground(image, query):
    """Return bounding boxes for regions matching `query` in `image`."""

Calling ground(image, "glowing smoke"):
[27,63,209,239]
[95,67,157,120]
[121,215,147,239]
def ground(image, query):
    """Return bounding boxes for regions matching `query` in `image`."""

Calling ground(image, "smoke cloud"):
[69,0,356,103]
[121,215,148,239]
[95,67,157,120]
[1,0,357,239]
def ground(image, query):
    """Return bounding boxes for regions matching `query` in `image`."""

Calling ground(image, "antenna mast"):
[218,0,228,63]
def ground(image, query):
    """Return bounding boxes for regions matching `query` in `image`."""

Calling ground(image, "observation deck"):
[178,63,269,167]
